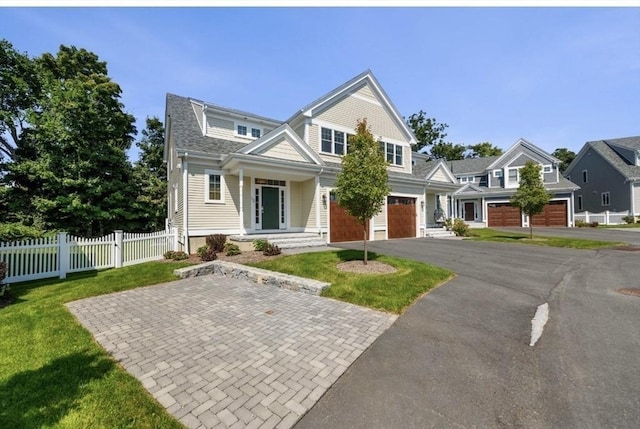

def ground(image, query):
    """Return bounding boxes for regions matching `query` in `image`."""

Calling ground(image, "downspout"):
[182,153,189,254]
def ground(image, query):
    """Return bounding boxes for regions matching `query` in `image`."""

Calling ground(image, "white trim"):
[315,176,321,233]
[349,90,383,107]
[239,168,244,235]
[543,164,552,173]
[601,191,611,207]
[313,118,410,148]
[204,169,226,204]
[234,120,262,140]
[182,158,189,254]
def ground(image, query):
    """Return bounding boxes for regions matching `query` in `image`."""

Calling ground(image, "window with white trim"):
[543,165,552,173]
[251,128,261,138]
[205,170,225,203]
[321,127,352,155]
[237,125,247,136]
[493,169,502,178]
[379,141,403,166]
[601,192,610,207]
[460,176,474,183]
[507,168,519,184]
[577,195,583,210]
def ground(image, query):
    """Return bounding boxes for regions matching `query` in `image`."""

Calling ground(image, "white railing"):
[574,210,630,225]
[0,229,178,283]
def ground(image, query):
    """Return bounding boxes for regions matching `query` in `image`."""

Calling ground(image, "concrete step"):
[425,228,456,238]
[275,240,328,249]
[229,233,318,242]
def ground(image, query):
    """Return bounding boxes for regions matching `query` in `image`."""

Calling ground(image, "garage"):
[531,200,567,227]
[387,196,416,239]
[487,203,522,227]
[330,200,367,243]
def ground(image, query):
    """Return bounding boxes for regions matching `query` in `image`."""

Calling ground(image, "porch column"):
[239,168,244,236]
[481,197,486,222]
[315,175,321,234]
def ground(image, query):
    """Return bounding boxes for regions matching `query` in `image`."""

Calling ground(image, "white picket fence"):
[573,210,631,225]
[0,229,178,283]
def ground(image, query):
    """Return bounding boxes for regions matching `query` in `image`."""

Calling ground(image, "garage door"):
[330,200,367,243]
[487,203,522,227]
[388,196,416,239]
[531,201,567,227]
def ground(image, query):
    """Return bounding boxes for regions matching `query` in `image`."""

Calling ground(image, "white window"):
[460,176,474,183]
[205,170,225,203]
[237,125,247,136]
[251,128,261,138]
[320,127,352,156]
[543,165,552,173]
[379,141,403,166]
[508,168,519,184]
[577,195,583,210]
[493,169,503,178]
[582,170,588,183]
[601,192,610,207]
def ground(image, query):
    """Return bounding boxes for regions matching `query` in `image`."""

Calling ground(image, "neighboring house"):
[427,139,579,227]
[564,136,640,218]
[165,70,457,252]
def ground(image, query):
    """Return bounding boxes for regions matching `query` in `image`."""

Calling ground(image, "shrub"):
[262,242,281,256]
[575,220,588,228]
[164,250,189,261]
[0,222,48,242]
[443,218,453,231]
[589,221,599,228]
[622,215,636,224]
[197,245,209,258]
[206,234,227,253]
[200,248,217,262]
[452,218,470,237]
[252,238,269,251]
[225,243,241,256]
[1,261,10,297]
[163,250,176,260]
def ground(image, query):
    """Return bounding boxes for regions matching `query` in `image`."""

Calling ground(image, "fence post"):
[584,211,589,223]
[114,230,123,268]
[604,210,609,225]
[173,227,179,251]
[58,232,69,279]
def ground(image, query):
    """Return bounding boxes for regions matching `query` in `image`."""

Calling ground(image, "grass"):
[0,261,192,428]
[598,223,640,228]
[249,249,454,314]
[468,228,625,249]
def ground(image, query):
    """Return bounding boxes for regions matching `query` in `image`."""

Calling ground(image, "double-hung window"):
[601,192,610,207]
[237,125,247,136]
[321,127,350,155]
[380,142,403,166]
[205,170,225,203]
[508,168,519,184]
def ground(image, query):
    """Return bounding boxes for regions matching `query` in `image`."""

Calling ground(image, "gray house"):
[429,138,579,227]
[564,136,640,218]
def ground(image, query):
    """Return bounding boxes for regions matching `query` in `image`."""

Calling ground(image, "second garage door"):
[487,203,522,227]
[531,200,567,227]
[330,200,367,243]
[388,196,416,239]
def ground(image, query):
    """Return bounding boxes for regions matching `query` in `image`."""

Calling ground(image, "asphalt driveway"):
[495,226,640,246]
[296,238,640,429]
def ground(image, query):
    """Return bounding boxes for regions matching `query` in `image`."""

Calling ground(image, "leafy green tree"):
[406,110,449,153]
[552,148,576,173]
[466,142,503,158]
[430,142,467,161]
[510,161,551,239]
[336,119,390,264]
[6,45,137,236]
[132,117,167,231]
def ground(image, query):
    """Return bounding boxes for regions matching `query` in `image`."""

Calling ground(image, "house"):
[165,70,458,252]
[424,139,579,227]
[564,136,640,218]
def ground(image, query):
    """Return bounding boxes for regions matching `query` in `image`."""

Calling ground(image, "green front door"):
[261,187,279,230]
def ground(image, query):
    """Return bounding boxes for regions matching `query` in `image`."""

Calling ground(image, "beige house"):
[164,70,458,252]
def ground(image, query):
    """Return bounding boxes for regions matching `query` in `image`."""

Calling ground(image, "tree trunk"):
[363,222,368,265]
[530,222,533,239]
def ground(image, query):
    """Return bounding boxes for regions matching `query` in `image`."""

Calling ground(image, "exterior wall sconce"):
[322,194,327,208]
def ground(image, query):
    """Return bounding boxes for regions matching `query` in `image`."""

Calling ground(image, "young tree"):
[430,141,467,161]
[552,148,576,173]
[466,142,503,158]
[510,161,551,239]
[133,117,167,231]
[335,119,390,264]
[406,110,449,153]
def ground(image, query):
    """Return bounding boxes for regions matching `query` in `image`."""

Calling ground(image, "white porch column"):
[315,175,321,234]
[239,168,244,236]
[182,156,189,254]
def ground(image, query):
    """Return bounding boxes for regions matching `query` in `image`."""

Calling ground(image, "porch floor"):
[229,232,320,242]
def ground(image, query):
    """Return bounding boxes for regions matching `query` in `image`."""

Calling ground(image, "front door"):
[464,202,475,221]
[261,186,279,230]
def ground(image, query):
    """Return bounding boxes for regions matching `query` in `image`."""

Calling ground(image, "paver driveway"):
[67,275,396,429]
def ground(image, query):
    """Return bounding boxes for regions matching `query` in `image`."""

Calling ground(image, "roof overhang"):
[221,153,324,181]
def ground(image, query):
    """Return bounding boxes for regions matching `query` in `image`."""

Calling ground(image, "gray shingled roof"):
[166,93,248,155]
[587,137,640,180]
[447,156,501,175]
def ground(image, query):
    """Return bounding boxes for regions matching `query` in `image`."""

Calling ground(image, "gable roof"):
[417,159,457,183]
[447,156,500,175]
[486,138,559,170]
[286,70,417,144]
[238,123,325,165]
[566,136,640,181]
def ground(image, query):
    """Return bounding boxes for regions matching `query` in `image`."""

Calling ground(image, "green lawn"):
[468,228,625,249]
[598,223,640,228]
[0,261,192,428]
[249,249,454,314]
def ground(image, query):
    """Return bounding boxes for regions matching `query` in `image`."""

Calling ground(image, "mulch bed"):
[0,292,14,311]
[161,250,284,265]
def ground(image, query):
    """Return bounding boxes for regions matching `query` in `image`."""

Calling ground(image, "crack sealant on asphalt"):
[530,303,549,347]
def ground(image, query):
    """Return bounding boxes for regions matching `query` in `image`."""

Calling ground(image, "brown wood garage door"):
[487,203,522,227]
[531,201,567,227]
[388,196,416,239]
[330,201,368,243]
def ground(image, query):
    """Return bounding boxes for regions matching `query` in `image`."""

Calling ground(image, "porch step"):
[425,228,457,239]
[229,233,327,250]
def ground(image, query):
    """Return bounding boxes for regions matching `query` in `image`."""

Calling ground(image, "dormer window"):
[237,125,247,136]
[251,128,261,138]
[543,165,552,173]
[236,122,262,139]
[493,170,503,178]
[460,176,474,183]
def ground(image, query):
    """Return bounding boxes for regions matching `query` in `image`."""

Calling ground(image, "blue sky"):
[2,7,639,160]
